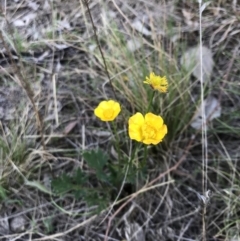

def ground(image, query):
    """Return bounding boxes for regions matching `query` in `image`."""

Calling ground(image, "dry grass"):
[0,0,240,240]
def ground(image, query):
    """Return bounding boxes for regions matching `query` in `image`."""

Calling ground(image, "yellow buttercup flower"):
[143,72,168,93]
[128,112,167,145]
[94,100,121,121]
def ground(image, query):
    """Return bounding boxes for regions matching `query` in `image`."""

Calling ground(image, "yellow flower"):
[143,72,168,93]
[128,112,167,145]
[94,100,121,121]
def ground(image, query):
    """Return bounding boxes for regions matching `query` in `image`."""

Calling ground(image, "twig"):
[198,1,208,240]
[83,0,118,101]
[52,74,59,126]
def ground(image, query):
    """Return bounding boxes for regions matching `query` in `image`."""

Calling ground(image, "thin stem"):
[142,145,148,168]
[83,0,117,101]
[147,91,155,112]
[111,122,121,162]
[198,1,208,241]
[104,133,195,241]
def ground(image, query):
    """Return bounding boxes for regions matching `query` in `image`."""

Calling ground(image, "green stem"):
[111,122,121,163]
[143,145,148,168]
[130,143,139,163]
[147,91,155,112]
[128,143,139,176]
[126,90,155,181]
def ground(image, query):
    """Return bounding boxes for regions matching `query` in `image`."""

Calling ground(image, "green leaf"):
[83,149,108,173]
[73,168,86,185]
[107,164,122,186]
[43,218,54,234]
[73,189,86,200]
[25,180,52,195]
[52,169,86,196]
[51,174,73,195]
[0,185,7,200]
[85,191,109,212]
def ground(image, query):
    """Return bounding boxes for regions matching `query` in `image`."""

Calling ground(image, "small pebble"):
[10,216,26,232]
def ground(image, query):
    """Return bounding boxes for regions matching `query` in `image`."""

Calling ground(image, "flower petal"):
[145,113,163,128]
[155,124,168,142]
[94,100,121,121]
[128,112,144,142]
[128,112,167,145]
[112,101,121,116]
[94,106,104,120]
[143,72,168,93]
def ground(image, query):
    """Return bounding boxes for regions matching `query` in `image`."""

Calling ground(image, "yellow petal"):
[154,124,167,142]
[143,81,150,84]
[145,113,164,128]
[98,100,109,109]
[94,106,104,119]
[128,112,144,141]
[142,113,167,145]
[142,138,159,145]
[143,72,168,93]
[112,101,121,116]
[94,100,121,121]
[129,113,144,127]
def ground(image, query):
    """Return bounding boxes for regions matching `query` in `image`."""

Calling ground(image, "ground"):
[0,0,240,241]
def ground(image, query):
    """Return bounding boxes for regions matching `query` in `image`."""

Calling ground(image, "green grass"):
[0,0,240,240]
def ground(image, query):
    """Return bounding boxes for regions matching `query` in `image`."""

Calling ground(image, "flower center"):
[103,109,114,119]
[152,79,159,86]
[142,124,156,139]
